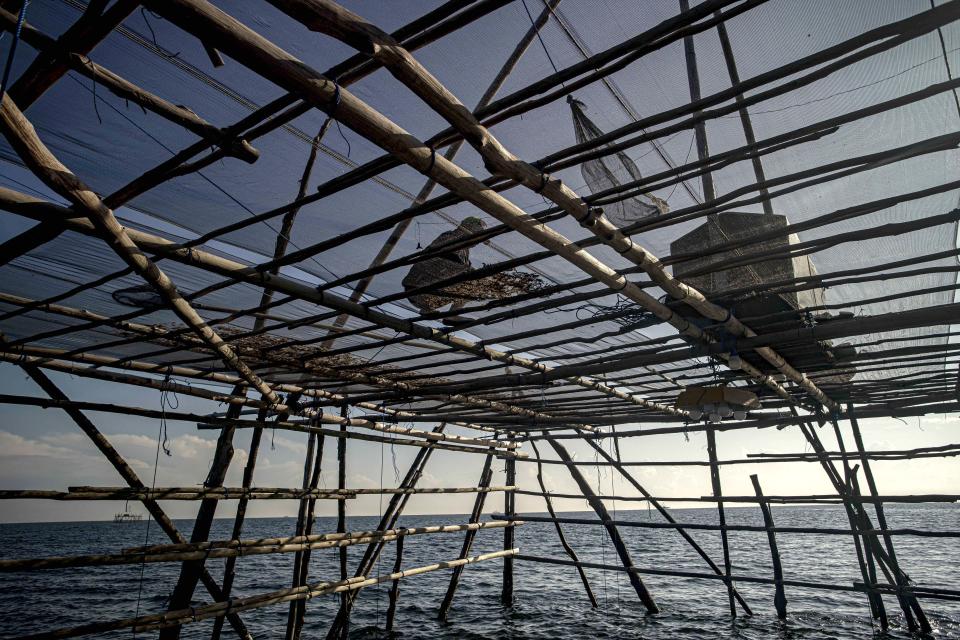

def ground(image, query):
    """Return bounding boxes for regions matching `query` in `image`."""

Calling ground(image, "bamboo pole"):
[502,440,516,606]
[261,0,833,412]
[0,522,516,572]
[285,429,318,640]
[490,514,960,538]
[161,385,246,640]
[529,440,598,607]
[210,406,268,640]
[514,555,960,600]
[706,427,736,617]
[336,416,349,640]
[678,0,714,201]
[547,437,659,612]
[0,187,682,420]
[794,413,886,625]
[749,475,786,619]
[8,0,140,109]
[385,533,404,632]
[848,404,931,631]
[324,424,447,639]
[0,7,257,162]
[320,0,562,349]
[438,451,495,620]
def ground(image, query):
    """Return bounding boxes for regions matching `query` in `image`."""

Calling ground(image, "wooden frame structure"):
[0,0,958,637]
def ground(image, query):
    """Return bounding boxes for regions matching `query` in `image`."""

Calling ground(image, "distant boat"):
[113,512,143,523]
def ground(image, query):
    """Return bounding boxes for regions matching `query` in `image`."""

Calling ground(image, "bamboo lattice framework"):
[0,0,958,638]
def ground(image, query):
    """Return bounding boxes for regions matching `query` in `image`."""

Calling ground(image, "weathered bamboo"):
[750,474,786,619]
[0,392,522,457]
[795,413,887,625]
[0,522,516,572]
[490,514,960,538]
[0,187,682,420]
[320,0,562,349]
[8,0,139,109]
[210,406,268,640]
[529,440,598,608]
[514,555,958,599]
[438,451,495,620]
[285,429,319,640]
[547,437,659,612]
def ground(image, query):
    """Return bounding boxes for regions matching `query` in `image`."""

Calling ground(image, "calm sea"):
[1,505,958,639]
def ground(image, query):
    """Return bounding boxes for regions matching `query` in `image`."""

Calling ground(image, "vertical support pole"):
[793,412,885,625]
[337,416,349,639]
[546,436,659,613]
[530,440,597,607]
[749,474,786,619]
[678,0,715,201]
[848,407,929,631]
[161,389,245,640]
[386,534,404,632]
[292,431,325,639]
[325,424,447,640]
[438,452,495,620]
[285,431,317,640]
[211,407,268,640]
[501,436,516,606]
[714,14,773,215]
[705,427,736,618]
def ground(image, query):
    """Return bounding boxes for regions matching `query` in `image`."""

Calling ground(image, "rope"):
[132,377,172,637]
[0,0,29,101]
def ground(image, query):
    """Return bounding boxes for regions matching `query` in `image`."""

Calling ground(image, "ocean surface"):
[1,504,958,639]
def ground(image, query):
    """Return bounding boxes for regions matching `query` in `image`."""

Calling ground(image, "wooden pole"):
[714,12,771,214]
[529,440,598,607]
[0,94,282,408]
[324,424,446,640]
[678,0,715,201]
[749,474,786,619]
[160,387,245,640]
[547,437,659,613]
[385,534,404,632]
[210,408,267,640]
[706,427,736,617]
[502,439,516,606]
[438,452,495,619]
[848,404,930,631]
[336,416,348,639]
[793,410,886,625]
[285,427,317,640]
